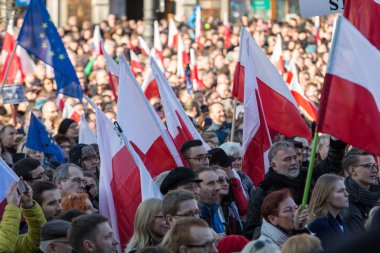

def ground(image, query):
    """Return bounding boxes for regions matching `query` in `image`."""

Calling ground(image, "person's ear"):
[55,179,63,189]
[268,215,278,226]
[166,214,175,227]
[350,166,357,177]
[83,239,96,252]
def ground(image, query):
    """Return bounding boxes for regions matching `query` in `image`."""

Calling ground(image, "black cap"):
[287,139,304,149]
[208,148,234,168]
[160,167,202,194]
[40,220,71,241]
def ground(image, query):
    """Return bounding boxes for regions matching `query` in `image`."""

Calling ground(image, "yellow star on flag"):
[49,51,55,57]
[39,33,46,39]
[42,23,48,29]
[42,42,48,49]
[58,54,65,60]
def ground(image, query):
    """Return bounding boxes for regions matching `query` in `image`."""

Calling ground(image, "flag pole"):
[301,132,319,209]
[230,98,237,142]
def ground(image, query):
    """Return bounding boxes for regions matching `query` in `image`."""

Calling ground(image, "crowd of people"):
[0,9,379,253]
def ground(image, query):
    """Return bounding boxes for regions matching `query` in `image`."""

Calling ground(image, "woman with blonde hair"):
[281,234,322,253]
[308,174,350,249]
[61,192,98,214]
[125,198,170,253]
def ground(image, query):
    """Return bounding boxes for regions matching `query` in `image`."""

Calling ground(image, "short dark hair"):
[193,166,215,178]
[163,190,196,217]
[31,181,57,206]
[68,214,108,253]
[180,140,203,156]
[261,189,292,221]
[58,209,86,222]
[13,158,41,181]
[342,148,372,173]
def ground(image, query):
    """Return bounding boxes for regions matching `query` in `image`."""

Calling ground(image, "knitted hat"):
[217,235,249,253]
[69,144,97,166]
[40,220,71,241]
[58,118,76,135]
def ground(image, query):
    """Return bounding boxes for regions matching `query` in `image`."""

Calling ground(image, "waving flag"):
[343,0,380,50]
[26,113,65,163]
[154,21,163,63]
[17,0,82,99]
[79,115,97,144]
[317,16,380,155]
[313,16,320,43]
[270,34,285,75]
[117,54,183,175]
[195,6,203,48]
[238,29,272,187]
[189,49,205,90]
[0,157,19,219]
[168,18,179,48]
[233,28,311,140]
[130,50,144,75]
[223,13,231,49]
[102,42,119,101]
[89,97,161,250]
[62,102,81,122]
[177,35,185,78]
[137,36,151,56]
[151,57,210,151]
[93,25,103,55]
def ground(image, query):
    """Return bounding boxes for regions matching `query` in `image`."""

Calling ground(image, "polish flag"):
[137,36,151,56]
[223,13,231,49]
[89,97,161,250]
[189,49,205,90]
[317,16,380,155]
[93,25,103,55]
[195,6,203,48]
[130,50,144,75]
[168,18,179,48]
[151,57,210,151]
[238,29,272,187]
[270,34,285,75]
[116,54,183,174]
[0,157,19,219]
[313,16,320,43]
[177,35,185,78]
[62,102,81,122]
[141,69,160,100]
[233,28,311,140]
[154,21,164,63]
[343,0,380,50]
[79,115,97,144]
[102,42,119,101]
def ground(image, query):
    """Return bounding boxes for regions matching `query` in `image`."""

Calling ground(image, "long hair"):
[308,174,343,222]
[61,192,89,212]
[125,198,163,253]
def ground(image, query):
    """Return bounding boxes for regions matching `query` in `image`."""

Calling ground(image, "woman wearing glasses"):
[126,198,170,253]
[308,174,350,250]
[341,148,380,233]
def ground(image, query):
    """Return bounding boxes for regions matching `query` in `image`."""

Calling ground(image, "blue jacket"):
[308,213,349,249]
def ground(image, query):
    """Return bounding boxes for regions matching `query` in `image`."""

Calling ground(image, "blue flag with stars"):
[26,113,65,163]
[17,0,83,99]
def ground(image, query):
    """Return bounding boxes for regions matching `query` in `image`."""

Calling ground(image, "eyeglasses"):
[185,238,218,251]
[31,172,48,181]
[66,177,87,184]
[154,215,166,221]
[174,210,200,218]
[355,163,379,171]
[185,154,212,163]
[218,177,231,184]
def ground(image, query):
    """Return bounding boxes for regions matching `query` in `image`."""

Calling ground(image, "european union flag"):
[17,0,83,100]
[26,113,65,163]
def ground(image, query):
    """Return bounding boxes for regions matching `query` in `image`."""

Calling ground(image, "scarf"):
[259,219,289,247]
[345,177,380,209]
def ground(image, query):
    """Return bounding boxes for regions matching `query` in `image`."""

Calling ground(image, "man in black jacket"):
[245,137,347,239]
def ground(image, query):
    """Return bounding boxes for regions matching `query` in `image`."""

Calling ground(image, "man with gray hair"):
[39,220,72,253]
[53,163,86,198]
[245,137,347,239]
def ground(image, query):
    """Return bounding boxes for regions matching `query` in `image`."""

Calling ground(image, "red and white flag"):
[195,6,203,48]
[130,50,144,75]
[0,157,19,218]
[343,0,380,50]
[168,18,179,48]
[154,21,164,63]
[317,16,380,155]
[189,49,205,90]
[141,69,160,100]
[238,30,272,187]
[151,57,210,152]
[137,36,151,56]
[223,13,231,49]
[89,97,161,251]
[79,115,97,144]
[233,28,311,140]
[313,16,320,43]
[62,102,81,122]
[270,34,285,75]
[177,35,185,78]
[117,54,183,174]
[93,25,103,55]
[102,42,119,101]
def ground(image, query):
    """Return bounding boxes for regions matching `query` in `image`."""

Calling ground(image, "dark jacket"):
[199,203,225,234]
[342,177,380,233]
[244,138,346,239]
[205,122,231,144]
[308,213,350,250]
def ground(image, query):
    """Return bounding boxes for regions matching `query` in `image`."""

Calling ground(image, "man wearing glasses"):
[180,140,210,170]
[162,218,218,253]
[13,158,49,187]
[53,163,86,198]
[342,148,380,233]
[39,220,72,253]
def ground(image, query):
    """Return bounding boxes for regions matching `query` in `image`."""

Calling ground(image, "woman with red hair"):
[258,189,309,247]
[61,192,98,214]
